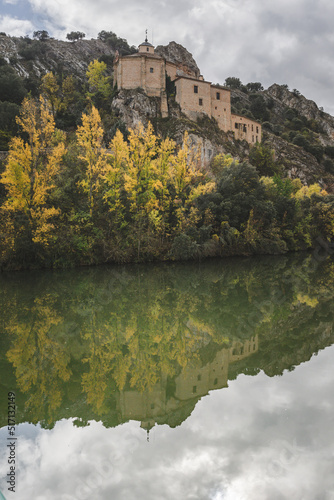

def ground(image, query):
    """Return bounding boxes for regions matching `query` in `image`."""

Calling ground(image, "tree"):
[0,96,66,253]
[40,72,60,117]
[33,30,49,41]
[76,105,109,215]
[246,82,264,92]
[0,66,27,104]
[123,122,159,257]
[86,59,111,101]
[224,77,242,89]
[249,95,269,121]
[97,31,136,55]
[66,31,86,42]
[249,143,278,176]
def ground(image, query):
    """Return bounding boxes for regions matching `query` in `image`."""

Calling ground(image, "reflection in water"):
[0,254,334,434]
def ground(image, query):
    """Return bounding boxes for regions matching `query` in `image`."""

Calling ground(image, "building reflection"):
[116,335,258,435]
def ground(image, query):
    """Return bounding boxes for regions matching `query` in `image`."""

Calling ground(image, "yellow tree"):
[86,60,111,100]
[151,136,175,242]
[170,132,203,232]
[76,105,109,215]
[0,96,66,248]
[103,129,129,228]
[123,122,159,257]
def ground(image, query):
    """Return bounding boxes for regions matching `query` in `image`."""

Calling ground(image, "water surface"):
[0,254,334,499]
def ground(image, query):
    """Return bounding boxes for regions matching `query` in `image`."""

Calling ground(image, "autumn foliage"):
[0,91,333,270]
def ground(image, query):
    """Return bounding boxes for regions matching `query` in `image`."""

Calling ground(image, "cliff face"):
[265,84,334,143]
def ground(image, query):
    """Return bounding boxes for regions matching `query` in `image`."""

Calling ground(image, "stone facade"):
[114,39,261,143]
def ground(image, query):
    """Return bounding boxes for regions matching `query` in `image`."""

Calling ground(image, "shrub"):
[170,234,199,260]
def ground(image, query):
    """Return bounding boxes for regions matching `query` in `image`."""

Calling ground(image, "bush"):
[0,66,27,104]
[323,159,334,174]
[170,234,199,260]
[292,134,309,148]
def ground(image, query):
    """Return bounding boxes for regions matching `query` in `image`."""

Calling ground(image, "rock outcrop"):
[265,84,334,142]
[155,41,200,79]
[0,34,115,80]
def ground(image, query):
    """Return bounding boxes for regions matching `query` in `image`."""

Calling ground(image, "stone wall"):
[211,86,231,133]
[231,114,262,143]
[174,77,212,120]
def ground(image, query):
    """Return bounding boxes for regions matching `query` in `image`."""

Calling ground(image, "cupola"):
[139,30,154,54]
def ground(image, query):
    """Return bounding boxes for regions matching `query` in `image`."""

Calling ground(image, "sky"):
[0,0,334,114]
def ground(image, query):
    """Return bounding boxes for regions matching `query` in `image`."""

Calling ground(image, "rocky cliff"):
[0,34,115,80]
[155,41,200,78]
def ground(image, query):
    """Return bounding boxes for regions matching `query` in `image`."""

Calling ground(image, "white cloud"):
[0,15,33,36]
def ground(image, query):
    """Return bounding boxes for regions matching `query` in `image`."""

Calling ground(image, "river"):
[0,253,334,499]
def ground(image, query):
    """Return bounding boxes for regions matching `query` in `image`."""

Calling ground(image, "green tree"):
[33,30,49,41]
[0,66,27,104]
[224,77,242,89]
[66,31,86,42]
[246,82,264,92]
[249,143,279,176]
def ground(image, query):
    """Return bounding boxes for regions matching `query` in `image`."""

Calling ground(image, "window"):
[194,85,198,93]
[214,378,218,385]
[243,125,247,132]
[252,125,254,131]
[197,374,201,381]
[147,47,149,52]
[235,123,239,129]
[256,136,258,142]
[150,403,155,409]
[252,135,254,142]
[216,92,220,100]
[256,126,259,133]
[150,67,154,73]
[199,98,203,106]
[192,386,197,394]
[215,106,217,110]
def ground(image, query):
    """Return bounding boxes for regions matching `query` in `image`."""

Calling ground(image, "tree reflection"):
[0,254,333,428]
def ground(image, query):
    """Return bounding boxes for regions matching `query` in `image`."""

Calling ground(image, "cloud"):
[0,15,33,36]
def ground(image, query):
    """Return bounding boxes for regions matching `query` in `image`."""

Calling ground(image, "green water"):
[0,253,334,499]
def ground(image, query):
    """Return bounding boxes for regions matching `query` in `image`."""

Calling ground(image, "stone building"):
[114,37,261,143]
